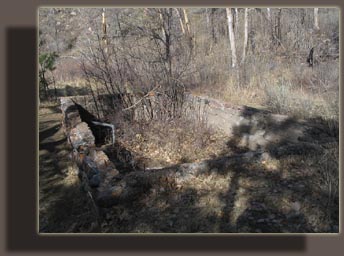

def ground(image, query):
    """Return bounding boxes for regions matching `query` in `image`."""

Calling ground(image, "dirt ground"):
[39,101,339,233]
[39,102,98,233]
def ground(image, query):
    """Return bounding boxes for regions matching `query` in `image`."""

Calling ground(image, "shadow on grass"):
[215,106,339,233]
[106,105,338,233]
[39,124,61,143]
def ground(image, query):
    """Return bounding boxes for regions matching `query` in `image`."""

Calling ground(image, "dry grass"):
[115,118,232,167]
[39,103,99,233]
[192,59,339,123]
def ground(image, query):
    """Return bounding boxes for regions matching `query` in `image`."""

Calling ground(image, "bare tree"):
[182,8,191,35]
[267,8,271,21]
[101,8,108,53]
[226,8,237,68]
[174,8,185,34]
[241,8,249,64]
[205,8,210,28]
[314,8,320,30]
[210,8,217,44]
[234,8,239,34]
[275,8,282,46]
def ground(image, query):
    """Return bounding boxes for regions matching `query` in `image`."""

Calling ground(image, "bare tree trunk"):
[314,8,320,30]
[274,8,282,47]
[277,8,282,42]
[102,8,108,53]
[267,8,274,44]
[182,8,191,35]
[206,8,210,28]
[300,8,305,25]
[241,8,249,64]
[234,8,239,34]
[158,9,167,42]
[174,8,185,34]
[211,8,217,44]
[226,8,237,68]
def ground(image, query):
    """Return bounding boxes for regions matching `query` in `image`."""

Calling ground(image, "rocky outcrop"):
[60,97,120,207]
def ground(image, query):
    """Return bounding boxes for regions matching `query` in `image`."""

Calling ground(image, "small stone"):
[69,122,95,148]
[261,152,271,161]
[89,174,101,187]
[269,214,275,219]
[111,186,123,197]
[210,168,219,173]
[257,219,265,223]
[106,169,119,178]
[291,201,301,212]
[87,167,99,179]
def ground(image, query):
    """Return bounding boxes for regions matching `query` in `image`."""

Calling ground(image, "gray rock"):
[268,214,276,219]
[261,152,272,161]
[89,174,101,187]
[69,122,95,149]
[87,167,99,179]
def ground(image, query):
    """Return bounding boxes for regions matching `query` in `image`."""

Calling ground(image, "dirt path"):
[39,103,97,233]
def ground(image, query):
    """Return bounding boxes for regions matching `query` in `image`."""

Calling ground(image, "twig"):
[122,84,161,111]
[87,191,100,227]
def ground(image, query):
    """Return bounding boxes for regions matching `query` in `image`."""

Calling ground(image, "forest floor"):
[39,102,98,233]
[39,98,339,233]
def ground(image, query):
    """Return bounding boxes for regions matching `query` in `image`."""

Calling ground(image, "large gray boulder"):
[69,122,95,149]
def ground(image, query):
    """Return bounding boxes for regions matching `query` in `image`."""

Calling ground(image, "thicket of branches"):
[39,7,339,121]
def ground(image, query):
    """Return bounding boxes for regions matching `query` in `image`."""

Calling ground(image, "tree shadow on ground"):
[40,181,99,233]
[211,105,339,233]
[111,105,338,233]
[40,101,338,234]
[39,123,61,142]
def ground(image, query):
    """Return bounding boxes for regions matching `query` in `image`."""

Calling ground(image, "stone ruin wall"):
[60,92,328,208]
[64,92,307,152]
[60,97,124,207]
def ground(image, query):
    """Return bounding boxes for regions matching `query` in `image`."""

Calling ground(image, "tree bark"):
[234,8,239,34]
[206,8,210,28]
[274,8,282,47]
[241,8,249,64]
[158,9,166,42]
[211,8,217,44]
[182,8,191,35]
[226,8,237,68]
[314,8,320,30]
[102,8,108,53]
[267,8,274,44]
[174,8,185,34]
